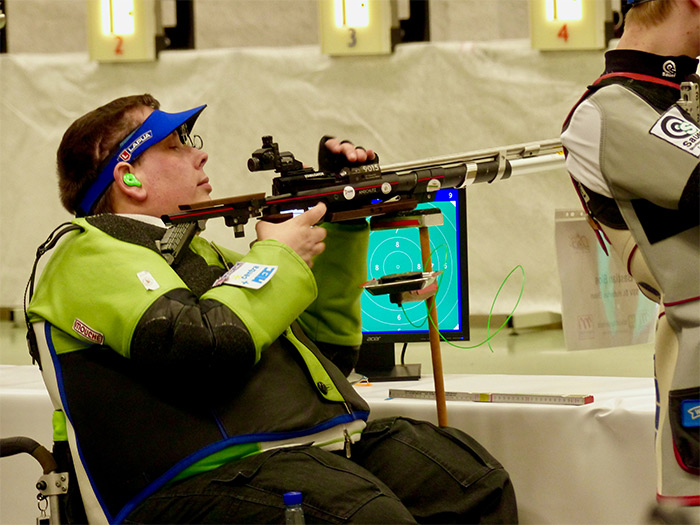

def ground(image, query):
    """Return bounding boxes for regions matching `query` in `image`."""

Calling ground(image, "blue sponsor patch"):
[251,266,276,284]
[212,261,278,290]
[681,400,700,428]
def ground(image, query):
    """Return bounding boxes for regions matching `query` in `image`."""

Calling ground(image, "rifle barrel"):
[381,138,564,175]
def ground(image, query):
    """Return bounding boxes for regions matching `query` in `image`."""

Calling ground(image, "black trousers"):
[125,417,517,524]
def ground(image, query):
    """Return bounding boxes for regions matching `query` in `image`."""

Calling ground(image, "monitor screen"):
[361,187,469,343]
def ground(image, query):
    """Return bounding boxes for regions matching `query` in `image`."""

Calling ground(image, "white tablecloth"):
[356,374,657,524]
[0,366,657,524]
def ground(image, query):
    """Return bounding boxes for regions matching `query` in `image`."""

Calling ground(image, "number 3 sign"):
[319,0,394,56]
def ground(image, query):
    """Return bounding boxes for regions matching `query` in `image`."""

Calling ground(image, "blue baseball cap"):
[77,104,207,216]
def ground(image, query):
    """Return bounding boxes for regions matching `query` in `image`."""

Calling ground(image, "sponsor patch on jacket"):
[681,400,700,428]
[212,261,278,290]
[137,270,160,291]
[72,319,105,345]
[650,105,700,157]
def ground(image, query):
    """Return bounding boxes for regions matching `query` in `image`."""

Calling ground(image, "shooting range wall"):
[0,40,604,315]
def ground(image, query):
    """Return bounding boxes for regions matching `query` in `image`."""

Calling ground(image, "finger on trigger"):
[298,202,327,225]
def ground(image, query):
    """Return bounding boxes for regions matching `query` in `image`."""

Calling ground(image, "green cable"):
[402,304,428,328]
[402,264,526,352]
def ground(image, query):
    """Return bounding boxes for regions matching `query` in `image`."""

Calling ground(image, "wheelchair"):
[0,436,86,524]
[1,318,103,523]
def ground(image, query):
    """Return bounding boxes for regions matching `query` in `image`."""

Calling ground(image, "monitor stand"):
[354,342,421,382]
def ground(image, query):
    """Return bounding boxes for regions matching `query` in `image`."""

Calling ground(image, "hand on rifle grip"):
[255,203,327,267]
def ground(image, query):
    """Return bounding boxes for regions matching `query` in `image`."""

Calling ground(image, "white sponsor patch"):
[426,178,442,192]
[649,105,700,157]
[212,261,278,290]
[137,270,160,291]
[72,319,105,345]
[661,60,676,78]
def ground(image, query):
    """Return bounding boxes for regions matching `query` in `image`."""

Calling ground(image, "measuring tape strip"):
[388,389,594,406]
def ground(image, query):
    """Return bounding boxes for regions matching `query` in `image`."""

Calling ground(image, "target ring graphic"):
[362,199,461,332]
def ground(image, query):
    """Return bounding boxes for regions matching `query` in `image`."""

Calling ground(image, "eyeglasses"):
[177,124,204,150]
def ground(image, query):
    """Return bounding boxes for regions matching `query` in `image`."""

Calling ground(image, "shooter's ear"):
[114,162,147,201]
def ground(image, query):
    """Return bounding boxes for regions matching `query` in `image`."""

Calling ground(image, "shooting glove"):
[318,135,379,174]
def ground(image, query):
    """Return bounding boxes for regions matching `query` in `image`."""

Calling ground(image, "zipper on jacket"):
[208,241,232,270]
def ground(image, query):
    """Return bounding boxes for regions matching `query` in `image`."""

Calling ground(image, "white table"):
[1,366,657,524]
[355,374,657,524]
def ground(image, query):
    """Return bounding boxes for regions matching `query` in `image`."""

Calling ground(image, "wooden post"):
[419,226,448,427]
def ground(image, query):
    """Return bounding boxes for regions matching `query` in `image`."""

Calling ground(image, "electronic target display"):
[361,188,469,342]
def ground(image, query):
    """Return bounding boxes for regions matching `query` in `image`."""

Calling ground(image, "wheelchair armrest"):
[0,436,58,474]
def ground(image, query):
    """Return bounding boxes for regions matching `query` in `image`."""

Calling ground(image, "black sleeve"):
[314,342,360,377]
[129,289,257,378]
[572,178,627,229]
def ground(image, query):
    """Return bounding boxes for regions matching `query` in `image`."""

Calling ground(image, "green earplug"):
[123,173,142,187]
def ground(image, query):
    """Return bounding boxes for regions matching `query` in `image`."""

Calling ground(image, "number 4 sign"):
[558,23,569,43]
[529,0,609,51]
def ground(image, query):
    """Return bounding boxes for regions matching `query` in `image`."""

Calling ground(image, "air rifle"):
[159,135,564,262]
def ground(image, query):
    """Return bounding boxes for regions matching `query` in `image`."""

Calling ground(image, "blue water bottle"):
[284,491,305,524]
